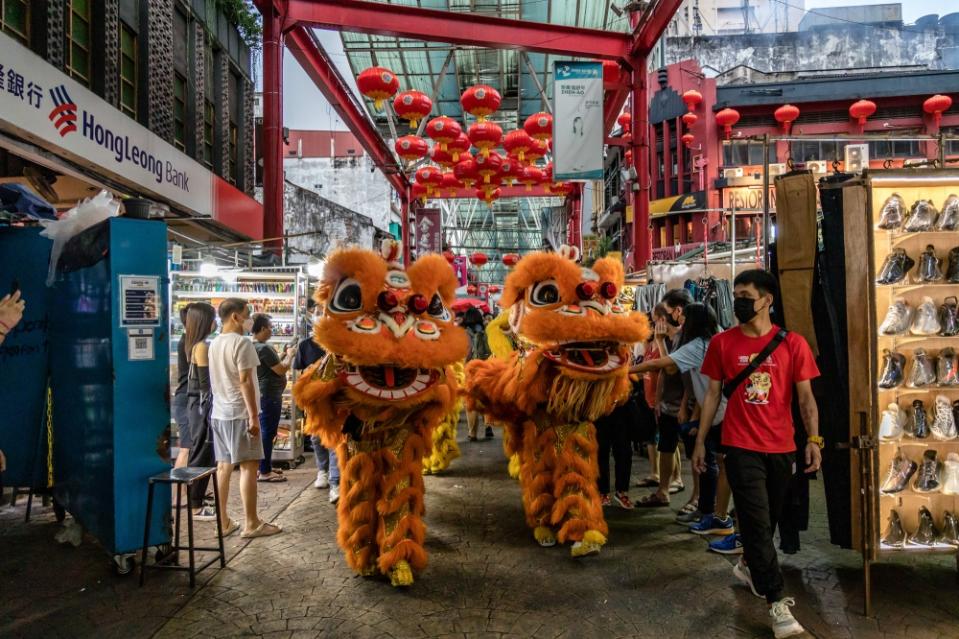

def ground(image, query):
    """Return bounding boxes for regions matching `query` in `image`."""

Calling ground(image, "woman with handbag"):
[183,303,218,520]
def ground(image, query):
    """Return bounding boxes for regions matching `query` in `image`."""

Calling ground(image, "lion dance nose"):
[576,281,597,301]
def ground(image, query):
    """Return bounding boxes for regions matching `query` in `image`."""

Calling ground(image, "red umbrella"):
[451,298,491,314]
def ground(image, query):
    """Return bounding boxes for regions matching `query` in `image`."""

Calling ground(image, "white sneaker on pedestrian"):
[329,484,340,504]
[769,598,805,638]
[314,470,329,489]
[732,558,764,598]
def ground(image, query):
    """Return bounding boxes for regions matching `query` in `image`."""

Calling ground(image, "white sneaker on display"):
[879,403,906,441]
[329,484,340,504]
[879,298,912,335]
[931,395,958,440]
[769,598,805,639]
[911,296,942,335]
[943,453,959,495]
[314,470,330,489]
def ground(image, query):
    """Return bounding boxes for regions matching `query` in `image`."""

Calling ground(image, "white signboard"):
[553,61,604,181]
[0,31,213,215]
[119,275,161,328]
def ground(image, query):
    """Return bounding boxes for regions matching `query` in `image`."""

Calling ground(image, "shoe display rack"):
[169,268,310,469]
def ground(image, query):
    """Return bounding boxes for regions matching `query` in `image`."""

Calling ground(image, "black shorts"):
[679,421,724,459]
[656,414,681,453]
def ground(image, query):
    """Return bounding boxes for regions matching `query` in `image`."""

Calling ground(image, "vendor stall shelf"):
[169,268,308,469]
[844,169,959,615]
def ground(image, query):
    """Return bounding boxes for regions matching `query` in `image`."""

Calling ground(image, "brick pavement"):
[2,427,959,639]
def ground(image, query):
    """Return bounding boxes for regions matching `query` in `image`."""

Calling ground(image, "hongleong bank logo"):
[48,85,78,137]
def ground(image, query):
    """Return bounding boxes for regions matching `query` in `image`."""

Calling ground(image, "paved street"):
[2,424,959,639]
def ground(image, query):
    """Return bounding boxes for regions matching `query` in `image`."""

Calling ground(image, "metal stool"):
[139,466,225,587]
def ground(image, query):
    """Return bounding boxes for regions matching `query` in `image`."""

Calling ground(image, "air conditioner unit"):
[722,167,743,179]
[845,143,869,174]
[768,163,786,176]
[806,161,828,174]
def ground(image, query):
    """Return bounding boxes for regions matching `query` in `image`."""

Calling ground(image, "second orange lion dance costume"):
[467,246,649,556]
[293,241,467,586]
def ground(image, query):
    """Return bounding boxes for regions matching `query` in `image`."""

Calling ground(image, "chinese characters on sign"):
[1,63,41,109]
[414,208,442,257]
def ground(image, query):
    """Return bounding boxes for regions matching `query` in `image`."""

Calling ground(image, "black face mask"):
[733,297,760,324]
[666,314,681,328]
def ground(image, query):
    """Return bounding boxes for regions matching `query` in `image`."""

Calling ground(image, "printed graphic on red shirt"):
[744,370,771,404]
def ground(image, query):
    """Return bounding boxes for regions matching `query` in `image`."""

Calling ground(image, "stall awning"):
[649,191,707,219]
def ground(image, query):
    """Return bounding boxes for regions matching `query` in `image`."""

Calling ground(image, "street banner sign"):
[553,61,604,181]
[413,207,442,256]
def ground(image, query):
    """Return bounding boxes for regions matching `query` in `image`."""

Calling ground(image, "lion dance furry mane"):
[466,246,649,556]
[293,241,468,586]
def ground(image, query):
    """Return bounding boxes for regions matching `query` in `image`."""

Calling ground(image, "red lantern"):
[430,146,455,168]
[470,252,488,267]
[682,112,698,128]
[448,133,472,163]
[849,99,877,132]
[774,104,800,134]
[502,253,520,267]
[415,166,443,195]
[357,66,399,111]
[500,158,523,186]
[682,89,702,112]
[550,182,574,197]
[425,116,462,152]
[467,284,478,295]
[476,152,504,185]
[454,158,480,188]
[542,162,553,183]
[468,122,503,158]
[618,112,632,132]
[442,250,456,264]
[393,90,433,129]
[412,182,430,203]
[394,135,429,162]
[924,94,953,127]
[461,85,502,122]
[681,133,695,148]
[488,284,501,294]
[441,171,464,196]
[520,165,543,192]
[503,129,533,163]
[476,188,501,206]
[524,112,553,141]
[526,139,548,165]
[602,60,620,84]
[715,108,740,139]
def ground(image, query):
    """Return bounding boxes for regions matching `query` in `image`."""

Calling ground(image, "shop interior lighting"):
[199,258,220,278]
[221,269,241,284]
[307,259,326,278]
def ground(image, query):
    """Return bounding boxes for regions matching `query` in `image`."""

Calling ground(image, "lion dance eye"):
[529,280,560,306]
[426,293,450,320]
[330,278,363,313]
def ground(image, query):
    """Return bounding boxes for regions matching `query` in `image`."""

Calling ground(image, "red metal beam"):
[631,54,651,268]
[285,0,632,61]
[604,68,632,134]
[262,4,284,251]
[285,25,410,195]
[632,0,685,57]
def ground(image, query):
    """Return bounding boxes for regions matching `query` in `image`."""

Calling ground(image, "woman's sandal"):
[636,493,670,508]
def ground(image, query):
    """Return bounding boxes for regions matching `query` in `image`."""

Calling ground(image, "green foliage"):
[215,0,262,49]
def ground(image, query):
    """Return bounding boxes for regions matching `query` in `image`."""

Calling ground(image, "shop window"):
[203,99,215,168]
[685,219,694,243]
[67,0,92,87]
[1,0,29,45]
[723,141,775,166]
[228,122,238,184]
[945,129,959,156]
[119,24,138,119]
[173,73,187,151]
[867,139,922,159]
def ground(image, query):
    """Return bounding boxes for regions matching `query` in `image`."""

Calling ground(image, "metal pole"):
[762,133,771,270]
[522,52,553,115]
[262,4,285,253]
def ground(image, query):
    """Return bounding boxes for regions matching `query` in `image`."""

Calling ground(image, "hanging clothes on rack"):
[683,276,734,329]
[633,282,666,312]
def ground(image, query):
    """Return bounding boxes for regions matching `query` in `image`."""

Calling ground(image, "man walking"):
[208,299,283,539]
[251,314,295,483]
[692,270,821,638]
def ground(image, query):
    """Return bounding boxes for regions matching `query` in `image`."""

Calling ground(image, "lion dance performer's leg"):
[550,421,608,557]
[376,428,429,587]
[336,440,380,576]
[518,419,560,547]
[423,400,462,475]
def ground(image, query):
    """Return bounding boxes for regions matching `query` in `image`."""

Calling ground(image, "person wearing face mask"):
[208,298,283,539]
[692,269,820,639]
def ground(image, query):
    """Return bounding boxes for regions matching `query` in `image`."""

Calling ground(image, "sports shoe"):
[879,298,913,335]
[876,249,914,285]
[329,484,340,504]
[943,453,959,495]
[708,532,743,555]
[931,394,958,439]
[193,506,217,521]
[880,510,906,549]
[675,509,703,524]
[904,200,939,232]
[941,511,959,546]
[940,297,959,336]
[689,514,735,536]
[907,349,937,388]
[947,248,959,284]
[612,491,634,509]
[601,493,612,507]
[733,558,764,599]
[914,450,942,493]
[879,403,906,441]
[878,349,906,389]
[910,297,941,335]
[918,244,944,282]
[911,400,930,439]
[907,506,941,546]
[880,448,917,494]
[937,194,959,230]
[877,193,906,230]
[769,598,805,639]
[314,470,330,489]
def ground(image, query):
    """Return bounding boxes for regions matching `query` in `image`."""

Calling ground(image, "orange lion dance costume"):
[466,246,649,557]
[293,240,467,586]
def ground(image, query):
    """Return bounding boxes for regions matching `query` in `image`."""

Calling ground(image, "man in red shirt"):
[692,269,822,639]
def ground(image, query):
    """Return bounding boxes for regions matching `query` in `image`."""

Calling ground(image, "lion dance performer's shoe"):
[293,240,468,586]
[466,245,650,558]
